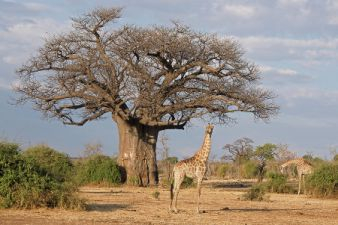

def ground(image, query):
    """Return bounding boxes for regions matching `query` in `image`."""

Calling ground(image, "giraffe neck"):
[195,132,212,162]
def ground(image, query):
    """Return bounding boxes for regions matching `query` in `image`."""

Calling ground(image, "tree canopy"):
[16,7,278,129]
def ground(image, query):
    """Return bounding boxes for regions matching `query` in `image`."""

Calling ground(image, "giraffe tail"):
[170,181,174,200]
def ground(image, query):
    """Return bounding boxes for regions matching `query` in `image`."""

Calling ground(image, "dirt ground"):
[0,180,337,225]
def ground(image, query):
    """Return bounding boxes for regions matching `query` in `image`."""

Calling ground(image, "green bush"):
[0,141,85,209]
[75,155,121,185]
[22,145,73,182]
[265,172,294,193]
[242,161,258,179]
[306,163,338,197]
[216,163,230,178]
[241,184,266,201]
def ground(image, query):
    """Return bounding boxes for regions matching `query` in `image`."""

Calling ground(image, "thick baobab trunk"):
[115,116,159,186]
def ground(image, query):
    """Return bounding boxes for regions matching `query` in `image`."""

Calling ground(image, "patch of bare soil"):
[1,180,337,225]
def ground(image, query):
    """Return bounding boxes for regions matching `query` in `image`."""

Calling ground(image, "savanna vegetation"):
[0,141,123,209]
[0,133,336,211]
[0,141,86,209]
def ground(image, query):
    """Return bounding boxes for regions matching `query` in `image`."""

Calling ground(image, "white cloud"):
[0,78,11,90]
[22,2,50,12]
[0,18,70,66]
[221,4,257,19]
[328,15,338,25]
[232,36,338,62]
[260,66,299,77]
[278,0,308,7]
[278,114,338,128]
[279,87,338,104]
[2,55,22,65]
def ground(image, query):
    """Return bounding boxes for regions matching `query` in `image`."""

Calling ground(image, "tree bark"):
[114,116,159,186]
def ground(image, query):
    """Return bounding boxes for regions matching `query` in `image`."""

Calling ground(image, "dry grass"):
[0,180,337,225]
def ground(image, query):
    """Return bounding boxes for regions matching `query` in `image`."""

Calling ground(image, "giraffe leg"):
[196,177,203,213]
[171,173,184,213]
[298,175,302,195]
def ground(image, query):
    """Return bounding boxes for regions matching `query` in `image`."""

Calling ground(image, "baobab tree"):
[15,7,278,186]
[222,137,254,179]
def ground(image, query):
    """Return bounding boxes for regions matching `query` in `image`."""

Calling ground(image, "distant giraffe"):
[280,158,314,195]
[169,124,214,213]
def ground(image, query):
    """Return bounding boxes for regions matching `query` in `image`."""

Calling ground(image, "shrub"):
[0,141,85,209]
[306,163,338,197]
[75,155,121,185]
[216,163,230,178]
[242,161,258,179]
[241,184,266,201]
[265,172,294,193]
[22,145,73,182]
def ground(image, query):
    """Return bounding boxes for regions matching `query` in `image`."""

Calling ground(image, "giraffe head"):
[205,124,214,135]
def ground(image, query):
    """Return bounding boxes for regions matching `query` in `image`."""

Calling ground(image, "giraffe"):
[280,158,314,195]
[169,124,214,213]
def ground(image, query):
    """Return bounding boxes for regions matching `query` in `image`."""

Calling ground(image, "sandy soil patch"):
[1,181,337,225]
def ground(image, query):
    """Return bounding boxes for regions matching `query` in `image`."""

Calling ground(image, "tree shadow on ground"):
[80,190,131,194]
[204,207,321,213]
[211,181,251,189]
[87,203,130,212]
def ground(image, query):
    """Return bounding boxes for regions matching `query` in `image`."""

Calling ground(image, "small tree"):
[158,132,171,181]
[83,142,103,157]
[254,143,276,182]
[274,144,296,162]
[222,137,254,179]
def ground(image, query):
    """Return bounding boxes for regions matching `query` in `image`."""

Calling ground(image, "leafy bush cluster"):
[75,155,121,185]
[241,184,267,201]
[242,161,259,179]
[22,145,73,182]
[0,142,85,209]
[306,163,338,197]
[265,172,295,193]
[216,164,230,178]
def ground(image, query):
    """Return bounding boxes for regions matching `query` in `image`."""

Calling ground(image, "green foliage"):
[242,160,258,179]
[306,163,338,197]
[302,155,326,168]
[75,155,121,185]
[216,163,231,178]
[0,141,85,209]
[255,143,276,161]
[241,184,266,201]
[167,157,178,164]
[22,145,73,182]
[265,172,294,193]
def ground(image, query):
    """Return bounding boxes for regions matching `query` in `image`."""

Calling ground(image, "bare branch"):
[15,7,278,129]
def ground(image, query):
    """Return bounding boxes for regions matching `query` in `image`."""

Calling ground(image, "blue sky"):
[1,0,338,159]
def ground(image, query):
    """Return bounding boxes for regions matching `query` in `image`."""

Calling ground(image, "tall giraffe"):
[280,158,314,195]
[169,124,214,213]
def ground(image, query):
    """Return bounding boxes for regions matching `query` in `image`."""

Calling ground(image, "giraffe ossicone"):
[169,124,214,213]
